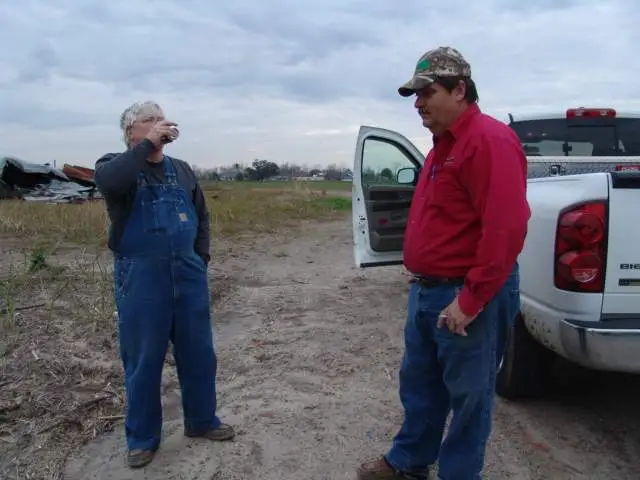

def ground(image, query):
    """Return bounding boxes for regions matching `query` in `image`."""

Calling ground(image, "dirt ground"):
[3,217,640,479]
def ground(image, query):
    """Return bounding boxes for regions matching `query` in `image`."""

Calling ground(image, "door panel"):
[352,126,425,268]
[366,185,414,251]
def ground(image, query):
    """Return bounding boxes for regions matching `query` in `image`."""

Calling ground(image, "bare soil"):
[3,218,640,479]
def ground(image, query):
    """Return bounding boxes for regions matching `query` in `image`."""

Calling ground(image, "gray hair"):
[119,101,163,146]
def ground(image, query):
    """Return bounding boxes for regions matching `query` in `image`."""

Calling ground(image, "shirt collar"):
[432,103,481,143]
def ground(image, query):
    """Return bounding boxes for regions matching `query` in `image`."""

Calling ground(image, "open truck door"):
[352,126,425,268]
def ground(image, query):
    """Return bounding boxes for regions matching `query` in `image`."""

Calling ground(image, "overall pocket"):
[173,194,198,232]
[139,185,175,234]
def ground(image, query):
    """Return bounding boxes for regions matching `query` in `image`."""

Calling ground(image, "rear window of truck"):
[509,117,640,157]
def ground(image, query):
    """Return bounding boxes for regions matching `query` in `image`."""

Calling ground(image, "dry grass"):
[0,183,351,480]
[206,182,350,237]
[0,248,119,480]
[0,182,350,245]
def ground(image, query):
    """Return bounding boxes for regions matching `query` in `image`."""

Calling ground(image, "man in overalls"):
[95,101,234,469]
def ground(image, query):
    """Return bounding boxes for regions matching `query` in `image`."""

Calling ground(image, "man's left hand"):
[437,296,477,336]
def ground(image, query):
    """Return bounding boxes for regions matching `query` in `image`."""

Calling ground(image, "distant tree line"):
[191,159,352,182]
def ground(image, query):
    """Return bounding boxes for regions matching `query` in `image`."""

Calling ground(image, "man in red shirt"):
[357,47,530,480]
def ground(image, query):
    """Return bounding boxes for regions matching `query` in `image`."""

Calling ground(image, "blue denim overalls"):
[385,264,521,480]
[113,156,221,452]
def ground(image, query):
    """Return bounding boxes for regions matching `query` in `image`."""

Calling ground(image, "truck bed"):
[527,156,640,178]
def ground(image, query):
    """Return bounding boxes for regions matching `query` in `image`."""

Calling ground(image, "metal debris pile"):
[0,156,101,203]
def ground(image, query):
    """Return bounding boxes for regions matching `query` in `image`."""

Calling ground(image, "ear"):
[124,127,134,147]
[453,80,467,102]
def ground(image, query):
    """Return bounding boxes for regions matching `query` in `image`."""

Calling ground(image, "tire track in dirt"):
[64,218,640,479]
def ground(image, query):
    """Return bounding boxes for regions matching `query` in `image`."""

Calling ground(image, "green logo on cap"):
[416,58,430,71]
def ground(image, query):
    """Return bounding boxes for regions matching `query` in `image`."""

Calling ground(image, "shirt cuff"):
[457,287,484,318]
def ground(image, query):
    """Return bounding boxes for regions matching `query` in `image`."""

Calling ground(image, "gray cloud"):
[0,0,637,168]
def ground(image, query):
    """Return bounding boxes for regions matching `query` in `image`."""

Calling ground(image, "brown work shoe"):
[184,423,235,441]
[127,449,156,469]
[357,456,431,480]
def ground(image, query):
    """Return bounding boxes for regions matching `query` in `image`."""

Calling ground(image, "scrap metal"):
[0,156,101,203]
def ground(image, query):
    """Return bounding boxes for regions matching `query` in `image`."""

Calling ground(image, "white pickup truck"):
[351,107,640,399]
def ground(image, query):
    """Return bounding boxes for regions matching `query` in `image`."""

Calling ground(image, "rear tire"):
[496,313,555,399]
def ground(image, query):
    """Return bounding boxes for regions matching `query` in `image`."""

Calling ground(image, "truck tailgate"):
[603,171,640,314]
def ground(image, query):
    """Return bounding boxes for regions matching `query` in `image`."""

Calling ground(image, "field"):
[216,179,352,192]
[1,180,639,480]
[0,180,351,245]
[0,181,350,479]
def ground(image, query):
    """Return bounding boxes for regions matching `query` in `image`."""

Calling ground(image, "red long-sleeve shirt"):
[403,104,530,317]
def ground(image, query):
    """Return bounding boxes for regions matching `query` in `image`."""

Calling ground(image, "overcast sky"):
[0,0,637,170]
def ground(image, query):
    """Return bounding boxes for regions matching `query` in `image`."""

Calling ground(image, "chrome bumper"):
[559,318,640,372]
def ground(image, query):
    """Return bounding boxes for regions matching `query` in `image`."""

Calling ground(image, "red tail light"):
[554,202,607,292]
[566,108,616,118]
[615,165,640,171]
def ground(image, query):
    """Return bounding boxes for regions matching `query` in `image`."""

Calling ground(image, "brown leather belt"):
[410,275,465,287]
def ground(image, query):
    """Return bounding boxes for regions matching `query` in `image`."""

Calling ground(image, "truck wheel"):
[495,313,555,399]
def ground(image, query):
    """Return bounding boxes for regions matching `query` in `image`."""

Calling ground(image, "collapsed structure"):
[0,156,101,203]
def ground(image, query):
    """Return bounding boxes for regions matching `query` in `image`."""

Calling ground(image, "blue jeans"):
[385,265,520,480]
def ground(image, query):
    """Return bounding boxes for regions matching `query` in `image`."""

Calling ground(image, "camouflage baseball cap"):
[398,46,472,97]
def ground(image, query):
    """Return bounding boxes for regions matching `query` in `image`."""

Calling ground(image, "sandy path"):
[64,218,640,480]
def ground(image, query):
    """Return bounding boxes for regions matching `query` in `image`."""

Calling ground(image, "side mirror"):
[396,167,417,185]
